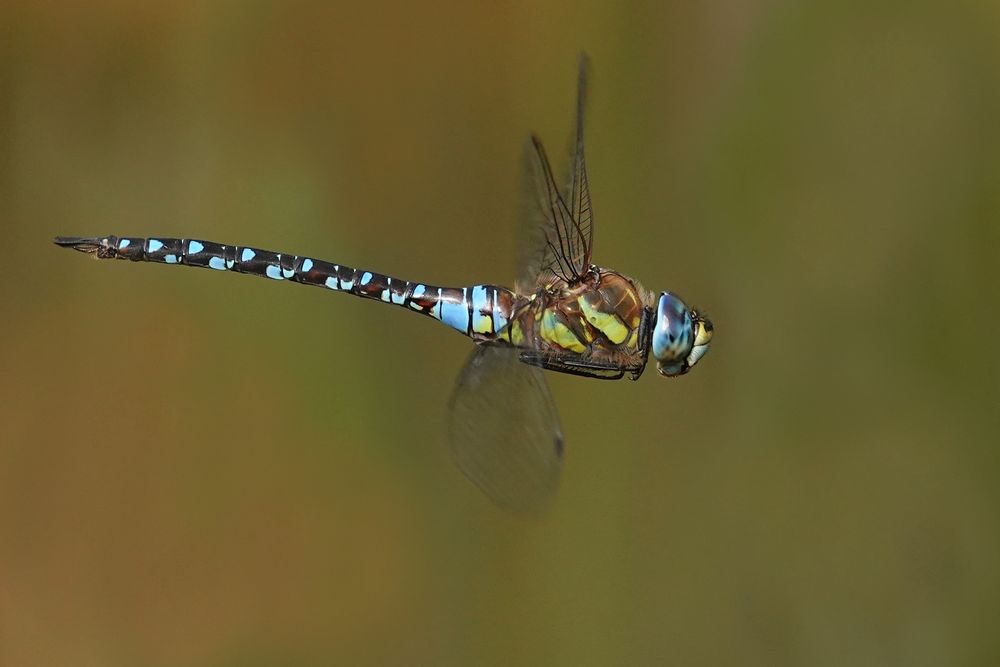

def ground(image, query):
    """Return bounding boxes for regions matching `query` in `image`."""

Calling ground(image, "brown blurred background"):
[2,1,999,665]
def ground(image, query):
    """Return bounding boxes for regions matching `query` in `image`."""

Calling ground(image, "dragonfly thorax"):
[495,267,652,379]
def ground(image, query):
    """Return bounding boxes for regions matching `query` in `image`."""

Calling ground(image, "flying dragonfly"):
[55,57,713,514]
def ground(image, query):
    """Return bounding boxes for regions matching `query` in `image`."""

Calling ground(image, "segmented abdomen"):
[56,235,518,340]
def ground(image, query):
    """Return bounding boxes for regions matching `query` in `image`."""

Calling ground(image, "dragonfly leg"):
[517,351,625,380]
[627,306,656,380]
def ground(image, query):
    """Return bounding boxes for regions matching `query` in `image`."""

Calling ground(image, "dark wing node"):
[517,55,595,289]
[447,345,564,515]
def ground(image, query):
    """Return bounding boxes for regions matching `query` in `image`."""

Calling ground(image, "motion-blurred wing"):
[517,55,594,289]
[448,345,564,514]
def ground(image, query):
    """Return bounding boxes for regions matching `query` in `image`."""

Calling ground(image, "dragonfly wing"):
[566,53,594,270]
[517,137,578,287]
[516,141,553,290]
[517,55,594,289]
[447,345,564,514]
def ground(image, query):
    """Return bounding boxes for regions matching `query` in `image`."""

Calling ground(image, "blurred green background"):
[2,1,999,665]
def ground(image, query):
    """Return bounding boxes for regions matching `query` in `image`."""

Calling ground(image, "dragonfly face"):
[652,291,714,377]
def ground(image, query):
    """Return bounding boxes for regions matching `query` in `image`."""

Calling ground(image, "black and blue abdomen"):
[56,235,518,341]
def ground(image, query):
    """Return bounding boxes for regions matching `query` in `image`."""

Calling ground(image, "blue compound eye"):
[652,292,694,376]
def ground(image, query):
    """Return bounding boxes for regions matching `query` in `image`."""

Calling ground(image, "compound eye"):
[652,292,694,366]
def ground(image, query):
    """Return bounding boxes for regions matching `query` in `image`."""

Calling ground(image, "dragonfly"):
[55,57,713,514]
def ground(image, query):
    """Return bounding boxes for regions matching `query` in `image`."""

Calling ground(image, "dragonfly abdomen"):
[54,235,517,339]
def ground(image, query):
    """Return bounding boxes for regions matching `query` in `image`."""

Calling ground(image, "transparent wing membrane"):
[567,54,593,269]
[450,55,594,513]
[447,345,564,514]
[517,55,594,288]
[528,136,582,281]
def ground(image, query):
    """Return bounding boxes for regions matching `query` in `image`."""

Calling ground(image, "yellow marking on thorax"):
[510,319,525,346]
[473,312,493,335]
[540,310,586,353]
[578,297,629,345]
[627,328,638,349]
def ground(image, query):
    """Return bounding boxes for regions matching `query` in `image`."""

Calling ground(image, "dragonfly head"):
[652,291,713,377]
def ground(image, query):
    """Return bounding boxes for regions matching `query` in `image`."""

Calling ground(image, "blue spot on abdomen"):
[440,289,470,333]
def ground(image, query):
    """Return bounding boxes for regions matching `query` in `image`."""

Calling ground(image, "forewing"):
[566,54,593,270]
[517,56,594,289]
[448,345,564,514]
[517,137,578,287]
